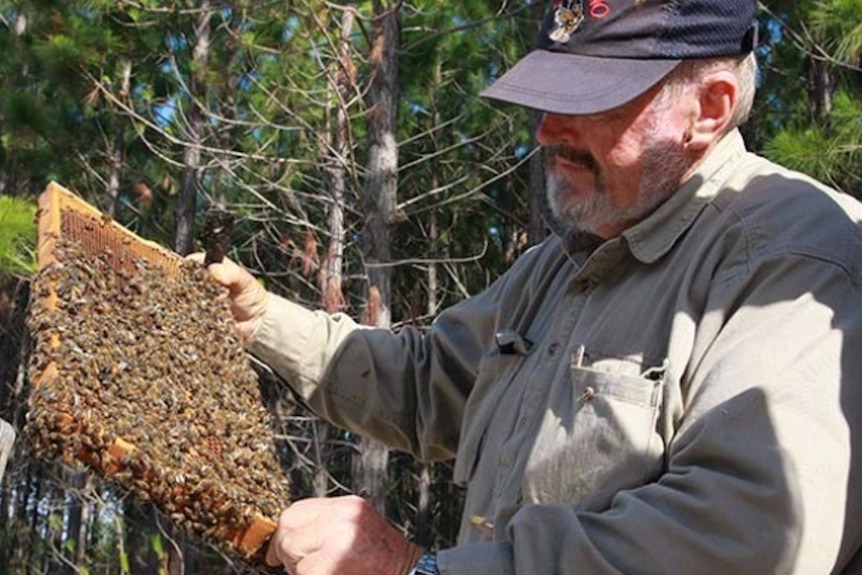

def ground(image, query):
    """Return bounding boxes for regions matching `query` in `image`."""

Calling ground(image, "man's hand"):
[266,496,424,575]
[187,254,268,342]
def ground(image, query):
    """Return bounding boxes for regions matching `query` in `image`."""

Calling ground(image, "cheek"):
[604,114,677,174]
[604,138,646,177]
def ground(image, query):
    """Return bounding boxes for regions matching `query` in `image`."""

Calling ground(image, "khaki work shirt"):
[250,131,862,574]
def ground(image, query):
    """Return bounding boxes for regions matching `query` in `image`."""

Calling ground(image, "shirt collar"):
[622,129,748,264]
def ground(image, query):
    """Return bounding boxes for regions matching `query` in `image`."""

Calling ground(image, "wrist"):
[399,542,425,575]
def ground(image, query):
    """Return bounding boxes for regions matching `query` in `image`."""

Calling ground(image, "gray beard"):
[545,138,690,237]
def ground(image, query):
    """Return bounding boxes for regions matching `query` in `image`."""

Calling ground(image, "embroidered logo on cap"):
[548,0,585,44]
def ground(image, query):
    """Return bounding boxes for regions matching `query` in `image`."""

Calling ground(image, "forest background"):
[0,1,860,574]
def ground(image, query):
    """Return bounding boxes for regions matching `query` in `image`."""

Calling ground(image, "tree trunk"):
[363,0,400,331]
[321,7,353,316]
[427,199,439,316]
[427,59,442,317]
[107,60,131,218]
[528,109,549,244]
[126,501,162,575]
[175,2,212,255]
[0,419,14,486]
[312,9,357,498]
[22,463,44,574]
[807,55,832,123]
[528,1,550,245]
[44,481,65,574]
[415,462,432,547]
[416,60,441,545]
[356,0,400,514]
[353,436,389,512]
[60,470,89,575]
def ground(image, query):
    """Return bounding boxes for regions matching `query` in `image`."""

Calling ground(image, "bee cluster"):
[26,221,290,561]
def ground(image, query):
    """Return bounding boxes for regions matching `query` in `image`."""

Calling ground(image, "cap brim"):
[480,50,681,115]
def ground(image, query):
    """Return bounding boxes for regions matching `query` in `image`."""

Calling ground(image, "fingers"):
[265,498,352,571]
[185,253,268,338]
[291,553,336,575]
[186,252,243,291]
[266,501,328,570]
[264,497,422,575]
[207,261,239,291]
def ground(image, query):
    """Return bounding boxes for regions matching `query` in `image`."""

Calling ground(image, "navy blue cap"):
[481,0,758,115]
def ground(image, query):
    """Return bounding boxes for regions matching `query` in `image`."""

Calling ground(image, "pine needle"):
[0,196,38,277]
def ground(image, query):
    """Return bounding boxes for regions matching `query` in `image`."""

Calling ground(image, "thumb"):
[186,253,244,291]
[205,260,235,290]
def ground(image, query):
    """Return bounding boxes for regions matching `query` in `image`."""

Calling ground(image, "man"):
[203,0,862,573]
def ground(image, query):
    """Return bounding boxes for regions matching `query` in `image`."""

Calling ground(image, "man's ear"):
[686,70,738,151]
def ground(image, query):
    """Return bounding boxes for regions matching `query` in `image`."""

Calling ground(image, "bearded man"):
[199,1,862,573]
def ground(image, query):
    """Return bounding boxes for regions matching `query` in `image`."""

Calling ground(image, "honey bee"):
[27,236,291,563]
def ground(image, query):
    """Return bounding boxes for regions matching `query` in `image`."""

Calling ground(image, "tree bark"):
[175,2,212,255]
[416,59,441,546]
[60,470,89,575]
[312,9,357,498]
[415,463,432,547]
[528,108,549,244]
[356,0,400,514]
[321,7,354,316]
[0,419,14,486]
[427,59,442,317]
[528,1,550,245]
[807,55,832,123]
[107,60,131,218]
[363,0,399,330]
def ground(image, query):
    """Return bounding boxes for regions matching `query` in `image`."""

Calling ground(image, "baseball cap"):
[481,0,758,115]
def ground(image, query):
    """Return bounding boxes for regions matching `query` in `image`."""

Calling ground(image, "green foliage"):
[119,549,130,575]
[810,0,862,61]
[0,196,37,277]
[150,533,164,560]
[765,91,862,194]
[757,0,862,195]
[3,92,47,135]
[8,1,860,573]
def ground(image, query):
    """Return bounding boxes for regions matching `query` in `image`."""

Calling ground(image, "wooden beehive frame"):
[34,181,277,556]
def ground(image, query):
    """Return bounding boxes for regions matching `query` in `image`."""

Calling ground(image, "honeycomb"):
[26,182,284,562]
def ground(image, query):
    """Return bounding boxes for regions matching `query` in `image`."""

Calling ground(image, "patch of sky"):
[153,97,177,127]
[407,101,430,116]
[166,32,188,53]
[283,16,300,43]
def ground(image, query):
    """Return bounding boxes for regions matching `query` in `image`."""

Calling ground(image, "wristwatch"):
[411,552,439,575]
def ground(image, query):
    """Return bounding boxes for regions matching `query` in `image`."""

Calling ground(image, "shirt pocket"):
[523,354,667,511]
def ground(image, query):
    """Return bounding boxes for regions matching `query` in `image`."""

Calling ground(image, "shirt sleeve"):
[439,251,862,574]
[247,277,504,461]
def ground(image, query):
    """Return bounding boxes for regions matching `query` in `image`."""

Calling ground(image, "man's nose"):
[535,112,581,147]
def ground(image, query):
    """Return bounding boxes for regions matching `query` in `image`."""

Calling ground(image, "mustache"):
[544,145,599,174]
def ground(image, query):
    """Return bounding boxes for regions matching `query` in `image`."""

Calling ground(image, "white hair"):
[660,52,758,131]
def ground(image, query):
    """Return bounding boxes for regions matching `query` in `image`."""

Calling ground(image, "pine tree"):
[758,0,862,195]
[0,196,36,278]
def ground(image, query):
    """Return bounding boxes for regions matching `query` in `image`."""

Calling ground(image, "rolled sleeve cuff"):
[438,541,514,575]
[247,294,317,394]
[247,293,363,401]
